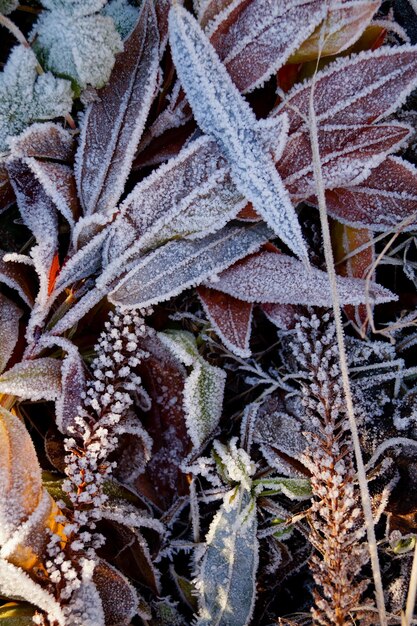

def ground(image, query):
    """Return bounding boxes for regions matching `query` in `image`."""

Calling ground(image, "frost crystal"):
[0,46,73,152]
[33,3,123,90]
[0,0,17,14]
[168,5,309,263]
[102,0,140,39]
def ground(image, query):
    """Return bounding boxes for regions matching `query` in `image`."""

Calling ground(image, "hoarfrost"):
[0,357,62,401]
[169,4,309,264]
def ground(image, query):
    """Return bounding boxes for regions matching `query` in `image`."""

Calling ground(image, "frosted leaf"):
[93,560,138,626]
[0,560,65,625]
[107,224,272,309]
[34,9,123,90]
[102,0,140,39]
[103,136,245,265]
[169,5,309,264]
[0,357,62,401]
[254,477,311,500]
[206,251,397,305]
[49,287,104,335]
[0,162,14,214]
[0,0,18,14]
[50,338,86,435]
[195,487,258,626]
[279,123,412,199]
[197,286,253,358]
[113,413,153,483]
[0,406,43,546]
[8,122,73,161]
[53,228,108,294]
[0,250,34,307]
[24,158,78,230]
[197,0,236,27]
[0,293,22,374]
[159,330,226,448]
[0,46,73,152]
[207,0,326,92]
[76,0,159,215]
[261,303,300,330]
[322,156,417,231]
[288,0,380,63]
[100,501,164,534]
[40,0,107,15]
[276,45,417,132]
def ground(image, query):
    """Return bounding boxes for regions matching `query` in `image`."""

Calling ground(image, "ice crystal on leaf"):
[0,357,62,401]
[0,46,73,152]
[102,0,140,39]
[33,1,123,90]
[168,4,309,264]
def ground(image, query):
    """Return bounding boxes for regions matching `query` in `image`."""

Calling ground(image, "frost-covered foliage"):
[33,0,123,90]
[1,0,417,624]
[0,46,73,152]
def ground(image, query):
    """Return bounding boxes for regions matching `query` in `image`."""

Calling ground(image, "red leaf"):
[278,123,411,199]
[47,253,60,297]
[197,286,253,357]
[135,336,191,510]
[261,303,300,330]
[323,156,417,231]
[275,46,417,132]
[9,122,74,161]
[208,0,325,92]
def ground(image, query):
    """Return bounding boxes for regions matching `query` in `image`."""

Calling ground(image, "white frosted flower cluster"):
[45,307,151,601]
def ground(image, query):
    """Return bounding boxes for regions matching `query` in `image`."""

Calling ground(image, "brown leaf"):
[93,559,146,624]
[135,336,191,510]
[8,123,74,161]
[288,0,380,63]
[0,293,22,375]
[197,286,253,357]
[76,0,160,215]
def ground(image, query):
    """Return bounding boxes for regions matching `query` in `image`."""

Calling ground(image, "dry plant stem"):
[308,73,388,626]
[405,541,417,625]
[0,13,76,131]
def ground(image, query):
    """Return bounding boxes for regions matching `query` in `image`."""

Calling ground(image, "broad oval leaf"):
[169,4,309,263]
[196,487,258,626]
[0,358,62,401]
[276,45,417,132]
[205,251,396,305]
[76,0,160,215]
[93,559,140,625]
[0,294,22,375]
[107,224,272,309]
[197,286,253,358]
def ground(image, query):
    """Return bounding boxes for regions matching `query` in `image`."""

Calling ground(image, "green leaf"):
[195,487,258,626]
[0,0,18,14]
[0,46,73,152]
[253,477,312,500]
[159,330,226,448]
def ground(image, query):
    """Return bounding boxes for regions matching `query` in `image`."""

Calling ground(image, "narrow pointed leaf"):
[279,123,411,198]
[104,136,245,264]
[205,251,396,305]
[107,224,272,309]
[197,286,253,358]
[169,5,308,263]
[207,0,326,92]
[8,122,74,161]
[276,45,417,132]
[323,156,417,231]
[76,0,160,215]
[196,488,258,626]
